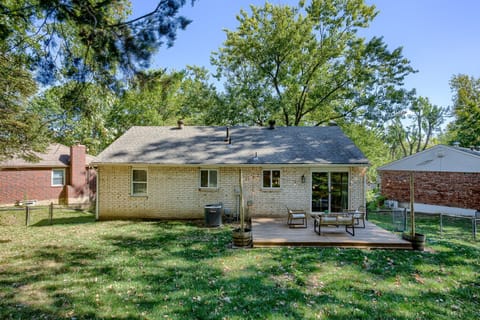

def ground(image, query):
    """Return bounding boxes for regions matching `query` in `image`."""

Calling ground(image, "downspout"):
[95,167,99,220]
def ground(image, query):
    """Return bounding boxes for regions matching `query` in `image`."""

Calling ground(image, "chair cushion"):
[291,213,305,219]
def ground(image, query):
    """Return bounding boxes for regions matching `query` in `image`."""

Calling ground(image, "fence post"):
[439,212,443,234]
[49,202,54,225]
[472,216,476,240]
[25,206,30,226]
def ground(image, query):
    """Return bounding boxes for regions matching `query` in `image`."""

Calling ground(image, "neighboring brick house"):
[0,144,96,206]
[92,125,369,220]
[378,145,480,215]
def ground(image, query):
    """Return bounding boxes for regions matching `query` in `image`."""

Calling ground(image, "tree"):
[384,96,447,158]
[0,52,49,161]
[447,74,480,147]
[341,122,389,182]
[108,66,219,137]
[175,66,220,125]
[211,0,414,127]
[110,69,185,134]
[1,0,193,84]
[0,1,193,159]
[29,82,118,155]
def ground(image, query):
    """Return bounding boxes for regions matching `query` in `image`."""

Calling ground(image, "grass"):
[0,208,479,319]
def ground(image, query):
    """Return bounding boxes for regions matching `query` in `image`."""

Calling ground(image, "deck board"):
[252,217,412,249]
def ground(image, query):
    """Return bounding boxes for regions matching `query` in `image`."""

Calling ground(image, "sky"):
[131,0,480,110]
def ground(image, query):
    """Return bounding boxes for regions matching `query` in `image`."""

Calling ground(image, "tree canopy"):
[31,67,219,154]
[0,0,193,159]
[447,74,480,147]
[385,95,447,158]
[0,53,49,161]
[1,0,193,84]
[211,0,414,126]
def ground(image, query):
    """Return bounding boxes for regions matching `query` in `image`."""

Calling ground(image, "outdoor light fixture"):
[301,174,306,183]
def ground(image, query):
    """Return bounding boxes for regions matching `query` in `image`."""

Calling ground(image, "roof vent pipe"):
[177,119,184,129]
[268,119,276,129]
[224,127,230,142]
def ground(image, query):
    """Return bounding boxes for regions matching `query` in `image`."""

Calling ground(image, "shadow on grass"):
[2,218,479,319]
[31,214,96,227]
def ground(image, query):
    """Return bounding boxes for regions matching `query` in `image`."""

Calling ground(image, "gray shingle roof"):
[94,126,369,166]
[0,143,96,168]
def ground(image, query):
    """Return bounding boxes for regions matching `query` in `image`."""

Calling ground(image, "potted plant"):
[232,169,252,247]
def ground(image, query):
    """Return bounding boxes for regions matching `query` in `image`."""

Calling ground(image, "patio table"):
[310,212,355,236]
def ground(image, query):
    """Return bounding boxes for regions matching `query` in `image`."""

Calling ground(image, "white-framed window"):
[51,169,65,186]
[263,169,281,188]
[132,168,148,196]
[200,169,218,188]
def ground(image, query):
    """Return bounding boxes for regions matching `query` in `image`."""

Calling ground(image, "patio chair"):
[287,207,307,228]
[344,205,366,228]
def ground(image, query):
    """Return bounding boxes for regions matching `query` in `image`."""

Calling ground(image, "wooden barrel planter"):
[402,233,426,251]
[232,228,252,248]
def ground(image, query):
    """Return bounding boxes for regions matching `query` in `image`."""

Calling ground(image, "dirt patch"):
[16,283,53,307]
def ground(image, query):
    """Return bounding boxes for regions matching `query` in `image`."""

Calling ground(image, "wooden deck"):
[252,217,412,249]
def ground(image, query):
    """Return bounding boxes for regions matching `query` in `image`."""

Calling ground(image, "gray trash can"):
[204,204,222,227]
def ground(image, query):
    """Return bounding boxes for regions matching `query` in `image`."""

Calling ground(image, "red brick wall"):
[0,144,97,206]
[380,170,480,209]
[0,168,67,205]
[69,145,86,197]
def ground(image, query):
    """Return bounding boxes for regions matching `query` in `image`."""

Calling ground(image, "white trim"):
[51,168,66,186]
[93,162,369,168]
[262,169,282,189]
[131,167,148,196]
[199,168,219,189]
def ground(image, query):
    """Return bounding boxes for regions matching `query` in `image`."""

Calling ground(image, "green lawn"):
[1,208,479,319]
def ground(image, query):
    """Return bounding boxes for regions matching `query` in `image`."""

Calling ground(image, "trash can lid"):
[205,204,222,208]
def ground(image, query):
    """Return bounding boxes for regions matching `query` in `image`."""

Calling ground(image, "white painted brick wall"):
[97,165,366,219]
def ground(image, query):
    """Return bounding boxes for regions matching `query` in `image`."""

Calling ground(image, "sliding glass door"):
[311,172,349,212]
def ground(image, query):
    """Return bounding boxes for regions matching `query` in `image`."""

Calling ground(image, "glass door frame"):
[310,169,350,213]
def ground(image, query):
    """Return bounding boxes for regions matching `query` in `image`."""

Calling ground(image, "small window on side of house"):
[52,169,65,186]
[200,169,218,188]
[263,169,281,188]
[132,168,148,196]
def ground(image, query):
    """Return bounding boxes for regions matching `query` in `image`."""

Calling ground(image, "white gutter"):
[92,162,369,168]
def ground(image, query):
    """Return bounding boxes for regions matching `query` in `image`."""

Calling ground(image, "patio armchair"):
[344,205,366,228]
[287,207,307,228]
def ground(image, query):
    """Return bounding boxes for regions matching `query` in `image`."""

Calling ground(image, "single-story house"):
[378,144,480,215]
[0,144,96,206]
[92,124,369,220]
